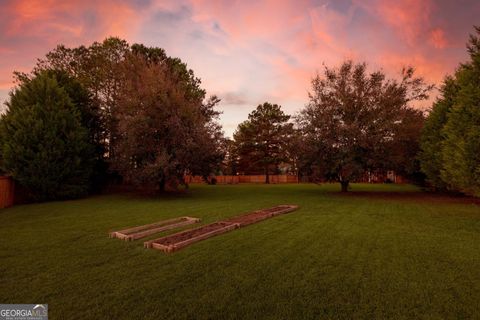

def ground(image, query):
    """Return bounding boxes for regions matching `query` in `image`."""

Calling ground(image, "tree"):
[111,52,224,192]
[385,108,426,183]
[221,138,239,176]
[0,72,94,201]
[233,102,293,183]
[15,69,107,189]
[439,27,480,196]
[30,37,210,155]
[32,37,130,159]
[420,26,480,197]
[297,61,432,192]
[419,77,458,190]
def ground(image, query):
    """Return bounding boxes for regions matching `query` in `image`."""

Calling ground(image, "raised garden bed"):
[109,216,200,241]
[225,205,299,227]
[144,221,240,252]
[146,204,298,253]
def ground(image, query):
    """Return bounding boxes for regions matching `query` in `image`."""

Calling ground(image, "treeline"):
[0,27,479,200]
[224,62,431,192]
[0,38,224,200]
[220,26,480,196]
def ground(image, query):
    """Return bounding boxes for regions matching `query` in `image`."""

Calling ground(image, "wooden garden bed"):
[109,216,200,241]
[224,205,299,227]
[144,221,239,252]
[145,204,298,253]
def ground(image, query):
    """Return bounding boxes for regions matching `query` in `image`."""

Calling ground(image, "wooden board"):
[109,216,200,241]
[145,222,240,252]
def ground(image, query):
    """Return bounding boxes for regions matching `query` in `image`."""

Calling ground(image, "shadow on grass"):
[334,190,480,205]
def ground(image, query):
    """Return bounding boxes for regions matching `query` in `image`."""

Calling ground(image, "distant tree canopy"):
[420,26,480,197]
[3,37,224,197]
[233,102,293,183]
[297,61,431,192]
[0,72,94,201]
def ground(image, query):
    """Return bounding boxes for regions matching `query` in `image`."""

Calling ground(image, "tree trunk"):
[340,180,349,192]
[158,177,166,192]
[265,165,270,184]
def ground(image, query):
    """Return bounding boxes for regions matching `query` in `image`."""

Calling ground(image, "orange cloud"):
[1,0,477,136]
[351,0,434,47]
[0,0,145,104]
[429,28,448,49]
[4,0,140,41]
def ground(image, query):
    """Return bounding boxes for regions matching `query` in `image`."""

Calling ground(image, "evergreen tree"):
[0,72,94,200]
[233,103,293,183]
[441,27,480,196]
[419,77,458,190]
[420,26,480,196]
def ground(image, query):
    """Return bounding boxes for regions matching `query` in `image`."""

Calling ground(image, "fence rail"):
[185,175,299,184]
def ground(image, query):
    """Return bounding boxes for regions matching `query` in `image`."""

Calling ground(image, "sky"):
[1,0,479,137]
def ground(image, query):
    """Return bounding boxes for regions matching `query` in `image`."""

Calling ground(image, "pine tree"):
[0,72,94,201]
[420,26,480,196]
[233,103,293,183]
[441,27,480,196]
[419,77,458,190]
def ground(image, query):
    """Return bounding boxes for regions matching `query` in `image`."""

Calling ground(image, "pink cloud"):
[4,0,141,40]
[365,0,434,46]
[429,28,448,49]
[1,0,478,136]
[0,0,145,97]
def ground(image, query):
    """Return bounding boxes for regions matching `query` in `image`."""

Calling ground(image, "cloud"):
[429,28,448,49]
[220,92,249,105]
[0,0,146,101]
[0,0,479,137]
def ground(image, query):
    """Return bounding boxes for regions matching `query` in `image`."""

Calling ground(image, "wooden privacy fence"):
[0,176,14,208]
[185,175,299,184]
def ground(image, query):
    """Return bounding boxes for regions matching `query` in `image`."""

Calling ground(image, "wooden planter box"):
[145,205,299,253]
[225,205,299,227]
[109,216,200,241]
[144,221,240,252]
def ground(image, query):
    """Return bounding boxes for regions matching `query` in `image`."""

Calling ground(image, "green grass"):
[1,183,479,319]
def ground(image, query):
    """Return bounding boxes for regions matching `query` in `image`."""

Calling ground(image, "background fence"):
[0,176,14,208]
[185,175,299,184]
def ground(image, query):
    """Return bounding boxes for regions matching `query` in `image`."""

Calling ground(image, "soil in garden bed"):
[154,222,236,245]
[225,205,298,226]
[120,217,192,235]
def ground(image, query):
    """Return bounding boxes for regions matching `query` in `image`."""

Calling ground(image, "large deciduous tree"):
[233,102,293,183]
[111,52,224,192]
[297,61,432,192]
[0,72,94,200]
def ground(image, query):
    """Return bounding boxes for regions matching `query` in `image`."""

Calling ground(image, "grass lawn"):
[1,183,480,319]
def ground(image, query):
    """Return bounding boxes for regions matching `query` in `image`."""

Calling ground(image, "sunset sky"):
[1,0,479,136]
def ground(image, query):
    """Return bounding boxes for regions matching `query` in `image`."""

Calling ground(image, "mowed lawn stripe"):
[0,183,479,319]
